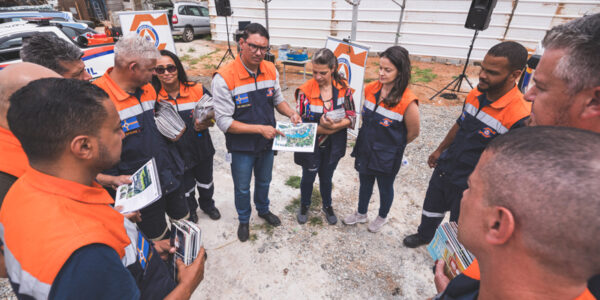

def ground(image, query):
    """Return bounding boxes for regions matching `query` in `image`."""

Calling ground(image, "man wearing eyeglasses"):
[213,23,301,242]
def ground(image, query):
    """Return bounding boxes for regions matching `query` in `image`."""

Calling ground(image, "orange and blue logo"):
[266,87,274,97]
[478,127,496,138]
[121,116,140,133]
[379,118,392,127]
[235,93,249,105]
[130,14,169,50]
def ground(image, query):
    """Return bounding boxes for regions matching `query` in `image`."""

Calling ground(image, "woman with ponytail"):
[343,46,420,232]
[294,48,356,225]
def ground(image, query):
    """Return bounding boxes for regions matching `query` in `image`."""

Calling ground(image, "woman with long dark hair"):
[343,46,420,232]
[152,49,221,222]
[294,48,356,225]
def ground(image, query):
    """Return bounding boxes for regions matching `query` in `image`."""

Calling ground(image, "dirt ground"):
[0,38,478,300]
[176,39,472,299]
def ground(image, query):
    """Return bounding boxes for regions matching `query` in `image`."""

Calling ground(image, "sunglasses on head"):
[155,65,177,74]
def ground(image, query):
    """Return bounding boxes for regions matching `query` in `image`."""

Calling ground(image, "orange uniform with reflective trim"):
[216,56,278,153]
[0,167,130,299]
[456,259,596,300]
[352,81,418,176]
[94,68,184,194]
[0,127,28,178]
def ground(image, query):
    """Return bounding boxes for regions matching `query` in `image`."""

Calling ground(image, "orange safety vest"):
[0,167,130,299]
[352,81,417,176]
[294,78,352,168]
[461,259,596,300]
[0,126,28,178]
[94,68,184,194]
[157,82,215,168]
[438,86,531,188]
[215,56,278,153]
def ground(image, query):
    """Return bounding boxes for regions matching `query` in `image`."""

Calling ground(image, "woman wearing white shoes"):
[343,46,420,232]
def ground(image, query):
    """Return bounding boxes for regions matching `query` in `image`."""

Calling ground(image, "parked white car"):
[0,20,114,79]
[168,2,210,42]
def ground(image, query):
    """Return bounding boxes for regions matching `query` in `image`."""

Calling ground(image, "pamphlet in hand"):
[114,158,161,214]
[272,122,317,152]
[194,94,214,124]
[427,222,475,279]
[170,220,203,281]
[325,108,346,122]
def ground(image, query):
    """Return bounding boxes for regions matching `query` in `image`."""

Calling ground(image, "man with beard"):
[403,41,531,248]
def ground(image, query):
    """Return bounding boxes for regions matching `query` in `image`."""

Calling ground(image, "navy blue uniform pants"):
[300,145,339,209]
[183,157,216,213]
[417,167,465,242]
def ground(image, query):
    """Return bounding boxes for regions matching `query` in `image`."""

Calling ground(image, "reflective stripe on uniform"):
[174,101,196,112]
[422,210,445,218]
[364,100,404,122]
[310,105,323,113]
[336,96,344,106]
[121,219,138,267]
[0,223,51,299]
[464,103,508,134]
[196,180,213,190]
[232,80,276,97]
[119,100,155,120]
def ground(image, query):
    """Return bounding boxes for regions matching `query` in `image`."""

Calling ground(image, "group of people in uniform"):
[0,12,597,299]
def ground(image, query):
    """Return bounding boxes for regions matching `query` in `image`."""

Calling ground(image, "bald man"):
[0,63,61,279]
[434,127,600,299]
[0,63,61,201]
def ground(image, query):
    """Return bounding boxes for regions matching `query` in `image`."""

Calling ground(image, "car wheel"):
[183,27,194,42]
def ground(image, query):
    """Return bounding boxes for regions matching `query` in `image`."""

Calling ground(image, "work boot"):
[342,211,367,225]
[238,223,249,242]
[368,216,387,233]
[297,205,309,224]
[259,211,281,227]
[322,206,338,225]
[403,233,429,248]
[204,206,221,220]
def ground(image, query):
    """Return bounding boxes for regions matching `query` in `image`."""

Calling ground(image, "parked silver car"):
[169,2,209,42]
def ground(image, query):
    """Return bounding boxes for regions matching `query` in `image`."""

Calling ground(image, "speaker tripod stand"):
[430,30,479,100]
[217,15,235,69]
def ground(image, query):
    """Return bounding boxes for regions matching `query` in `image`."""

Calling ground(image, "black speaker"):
[465,0,497,30]
[215,0,232,17]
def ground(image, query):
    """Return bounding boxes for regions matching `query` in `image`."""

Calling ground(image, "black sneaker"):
[322,206,338,225]
[297,205,309,224]
[403,233,429,248]
[258,211,281,227]
[204,207,221,220]
[238,223,250,242]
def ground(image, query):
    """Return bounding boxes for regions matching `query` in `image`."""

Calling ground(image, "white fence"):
[208,0,599,61]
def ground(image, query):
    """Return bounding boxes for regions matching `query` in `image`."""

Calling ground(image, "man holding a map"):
[213,23,301,242]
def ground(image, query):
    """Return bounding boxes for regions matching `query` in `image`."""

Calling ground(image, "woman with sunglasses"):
[152,49,221,223]
[343,46,420,232]
[294,48,356,225]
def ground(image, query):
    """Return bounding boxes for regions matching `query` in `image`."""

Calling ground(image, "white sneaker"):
[343,211,367,225]
[368,216,388,232]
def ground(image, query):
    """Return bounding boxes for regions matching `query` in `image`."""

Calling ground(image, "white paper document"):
[114,158,162,213]
[272,122,317,152]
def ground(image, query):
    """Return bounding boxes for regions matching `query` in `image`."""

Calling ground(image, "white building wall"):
[208,0,599,61]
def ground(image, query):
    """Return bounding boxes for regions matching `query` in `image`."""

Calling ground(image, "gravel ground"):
[0,76,461,300]
[190,76,461,299]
